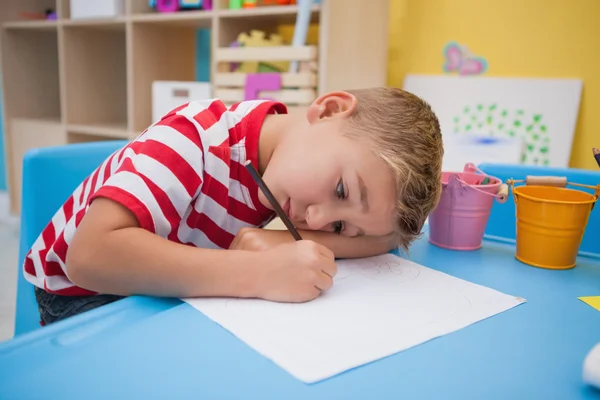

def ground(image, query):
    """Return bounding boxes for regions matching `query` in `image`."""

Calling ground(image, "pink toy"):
[244,73,281,101]
[428,163,504,251]
[156,0,181,12]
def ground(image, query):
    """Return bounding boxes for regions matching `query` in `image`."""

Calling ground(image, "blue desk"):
[1,237,600,399]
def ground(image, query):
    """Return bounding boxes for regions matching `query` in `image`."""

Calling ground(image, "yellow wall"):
[388,0,600,170]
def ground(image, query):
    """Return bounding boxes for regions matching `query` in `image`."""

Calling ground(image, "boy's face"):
[259,92,397,238]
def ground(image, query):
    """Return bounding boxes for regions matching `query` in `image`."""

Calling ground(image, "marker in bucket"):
[593,148,600,168]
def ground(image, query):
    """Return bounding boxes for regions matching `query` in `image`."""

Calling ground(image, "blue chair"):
[479,163,600,259]
[15,140,128,337]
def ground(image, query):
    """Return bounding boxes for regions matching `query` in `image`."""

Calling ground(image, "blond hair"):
[345,87,444,251]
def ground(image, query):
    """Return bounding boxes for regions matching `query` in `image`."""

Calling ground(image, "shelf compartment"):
[130,0,214,28]
[219,4,320,24]
[0,0,58,24]
[57,0,125,21]
[62,25,128,130]
[0,29,61,120]
[130,23,196,133]
[129,0,156,14]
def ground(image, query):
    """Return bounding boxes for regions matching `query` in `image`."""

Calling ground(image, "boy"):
[25,87,443,325]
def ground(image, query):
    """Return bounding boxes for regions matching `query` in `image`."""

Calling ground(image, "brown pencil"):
[244,160,303,241]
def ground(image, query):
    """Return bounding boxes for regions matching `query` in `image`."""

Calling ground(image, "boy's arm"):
[67,198,337,301]
[230,226,398,259]
[296,229,397,258]
[67,197,262,298]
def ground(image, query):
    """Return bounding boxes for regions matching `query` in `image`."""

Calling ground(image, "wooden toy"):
[214,43,318,107]
[298,61,317,72]
[236,30,288,73]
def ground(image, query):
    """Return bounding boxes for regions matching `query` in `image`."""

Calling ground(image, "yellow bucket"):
[509,176,599,270]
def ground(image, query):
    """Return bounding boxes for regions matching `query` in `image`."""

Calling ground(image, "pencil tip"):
[244,159,252,166]
[594,148,600,155]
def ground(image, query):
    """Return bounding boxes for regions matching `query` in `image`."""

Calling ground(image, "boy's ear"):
[306,91,357,123]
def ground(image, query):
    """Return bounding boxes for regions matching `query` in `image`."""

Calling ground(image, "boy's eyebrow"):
[356,172,369,213]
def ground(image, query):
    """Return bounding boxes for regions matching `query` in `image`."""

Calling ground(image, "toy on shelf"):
[245,73,281,101]
[18,9,57,20]
[230,0,296,8]
[214,28,318,106]
[234,30,288,73]
[263,0,296,5]
[229,0,243,8]
[149,0,212,12]
[288,0,312,72]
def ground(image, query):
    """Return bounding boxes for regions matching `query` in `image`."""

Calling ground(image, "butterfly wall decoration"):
[442,41,488,76]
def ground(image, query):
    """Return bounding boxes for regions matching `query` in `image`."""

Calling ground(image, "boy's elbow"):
[65,233,100,288]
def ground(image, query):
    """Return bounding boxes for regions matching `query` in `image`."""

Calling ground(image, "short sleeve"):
[91,113,204,238]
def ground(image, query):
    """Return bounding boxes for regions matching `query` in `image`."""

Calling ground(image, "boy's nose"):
[305,204,332,231]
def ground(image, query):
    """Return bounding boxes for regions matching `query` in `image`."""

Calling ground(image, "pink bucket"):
[428,163,507,250]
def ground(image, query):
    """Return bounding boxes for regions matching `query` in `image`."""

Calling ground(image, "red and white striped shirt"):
[24,99,285,296]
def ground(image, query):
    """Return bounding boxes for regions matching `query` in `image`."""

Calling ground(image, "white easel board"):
[403,74,583,167]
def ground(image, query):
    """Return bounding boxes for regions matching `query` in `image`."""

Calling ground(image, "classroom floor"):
[0,192,20,343]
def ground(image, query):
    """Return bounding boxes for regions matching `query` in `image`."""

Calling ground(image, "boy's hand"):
[254,240,337,303]
[229,227,292,252]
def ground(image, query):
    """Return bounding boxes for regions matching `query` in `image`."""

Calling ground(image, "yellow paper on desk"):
[579,296,600,311]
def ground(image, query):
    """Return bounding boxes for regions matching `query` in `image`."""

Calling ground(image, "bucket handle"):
[452,163,509,203]
[507,176,600,206]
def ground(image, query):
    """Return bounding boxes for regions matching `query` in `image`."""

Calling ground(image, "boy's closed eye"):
[333,178,346,235]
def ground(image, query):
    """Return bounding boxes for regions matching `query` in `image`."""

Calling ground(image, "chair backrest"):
[15,140,127,336]
[479,163,600,258]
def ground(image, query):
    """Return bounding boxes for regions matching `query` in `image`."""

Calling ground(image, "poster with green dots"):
[403,75,582,167]
[453,104,550,165]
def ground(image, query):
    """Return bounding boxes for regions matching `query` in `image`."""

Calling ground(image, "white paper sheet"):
[183,253,525,383]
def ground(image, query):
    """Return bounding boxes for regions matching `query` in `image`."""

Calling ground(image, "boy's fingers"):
[317,244,335,260]
[315,272,333,291]
[320,260,338,279]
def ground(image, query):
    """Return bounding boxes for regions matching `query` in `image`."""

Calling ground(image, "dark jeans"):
[34,286,125,326]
